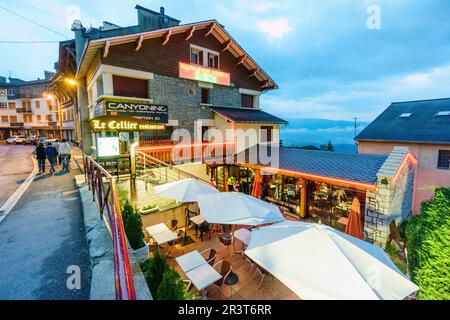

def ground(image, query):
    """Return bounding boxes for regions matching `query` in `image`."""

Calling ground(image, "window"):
[113,75,148,99]
[24,115,32,122]
[436,111,450,117]
[47,100,53,109]
[1,116,8,122]
[0,102,7,109]
[437,150,450,169]
[8,102,15,109]
[261,126,273,142]
[37,115,41,121]
[191,48,203,65]
[10,116,17,122]
[201,88,210,104]
[399,113,412,118]
[201,126,209,142]
[241,94,254,108]
[46,115,52,121]
[35,101,40,108]
[0,89,6,95]
[208,52,219,69]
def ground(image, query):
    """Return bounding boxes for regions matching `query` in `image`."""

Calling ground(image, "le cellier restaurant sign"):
[90,116,165,132]
[105,100,169,123]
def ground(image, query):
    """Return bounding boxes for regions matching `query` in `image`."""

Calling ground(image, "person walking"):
[34,142,46,174]
[58,139,72,172]
[44,142,58,174]
[53,139,61,165]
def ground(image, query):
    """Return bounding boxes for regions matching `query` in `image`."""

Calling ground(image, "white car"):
[6,135,27,144]
[43,139,57,146]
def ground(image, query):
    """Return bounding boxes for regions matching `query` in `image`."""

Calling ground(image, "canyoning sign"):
[179,62,230,86]
[105,101,169,123]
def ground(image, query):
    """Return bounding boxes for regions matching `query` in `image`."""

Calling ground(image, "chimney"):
[71,19,86,66]
[160,7,165,15]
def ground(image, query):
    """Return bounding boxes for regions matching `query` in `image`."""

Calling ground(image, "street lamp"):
[65,78,77,86]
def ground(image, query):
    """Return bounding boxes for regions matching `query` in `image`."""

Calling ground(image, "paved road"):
[0,144,34,208]
[0,150,91,300]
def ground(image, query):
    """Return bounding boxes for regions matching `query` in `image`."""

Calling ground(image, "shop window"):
[112,75,148,99]
[201,88,210,104]
[241,94,254,108]
[437,150,450,169]
[260,126,273,142]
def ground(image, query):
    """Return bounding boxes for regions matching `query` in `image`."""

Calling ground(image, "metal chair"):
[244,253,256,274]
[213,260,233,298]
[168,229,185,255]
[253,264,274,289]
[167,219,179,232]
[200,248,217,266]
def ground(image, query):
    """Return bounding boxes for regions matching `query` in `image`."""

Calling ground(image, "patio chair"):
[166,219,179,232]
[183,279,193,292]
[218,233,233,257]
[199,223,212,242]
[168,229,185,255]
[253,264,275,289]
[200,248,217,266]
[243,254,256,274]
[213,260,233,299]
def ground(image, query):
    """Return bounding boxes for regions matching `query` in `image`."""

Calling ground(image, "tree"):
[156,268,186,300]
[121,201,145,250]
[406,187,450,300]
[142,249,170,297]
[326,141,334,151]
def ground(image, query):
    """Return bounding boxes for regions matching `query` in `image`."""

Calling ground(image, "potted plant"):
[139,204,159,215]
[122,201,148,263]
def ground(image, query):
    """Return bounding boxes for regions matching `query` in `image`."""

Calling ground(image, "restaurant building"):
[210,144,417,247]
[356,98,450,214]
[0,73,69,140]
[62,5,285,166]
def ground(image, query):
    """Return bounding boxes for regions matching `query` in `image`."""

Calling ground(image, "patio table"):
[146,223,177,245]
[185,262,222,298]
[234,228,252,246]
[190,215,206,225]
[176,251,207,273]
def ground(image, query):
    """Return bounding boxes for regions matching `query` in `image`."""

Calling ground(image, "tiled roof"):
[237,145,388,184]
[355,98,450,145]
[211,107,288,124]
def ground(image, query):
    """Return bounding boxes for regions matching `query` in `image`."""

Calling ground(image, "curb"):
[0,156,38,224]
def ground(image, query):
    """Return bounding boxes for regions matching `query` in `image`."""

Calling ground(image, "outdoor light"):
[65,78,77,86]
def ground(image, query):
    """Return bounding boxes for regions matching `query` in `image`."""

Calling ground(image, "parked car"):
[25,136,37,144]
[6,135,27,144]
[43,138,57,146]
[37,136,48,143]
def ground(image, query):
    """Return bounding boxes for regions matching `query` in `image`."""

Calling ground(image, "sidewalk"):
[0,159,91,299]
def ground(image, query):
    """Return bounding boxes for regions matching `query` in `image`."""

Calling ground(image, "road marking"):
[0,156,38,224]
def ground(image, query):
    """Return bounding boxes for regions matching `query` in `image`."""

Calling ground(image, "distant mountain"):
[280,118,368,154]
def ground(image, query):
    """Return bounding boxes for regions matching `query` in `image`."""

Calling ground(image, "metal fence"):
[83,154,136,300]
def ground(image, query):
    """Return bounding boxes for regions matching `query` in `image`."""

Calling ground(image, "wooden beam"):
[103,41,111,58]
[221,39,232,52]
[205,23,215,36]
[135,35,144,51]
[249,68,259,78]
[185,26,195,41]
[236,54,246,65]
[162,30,172,46]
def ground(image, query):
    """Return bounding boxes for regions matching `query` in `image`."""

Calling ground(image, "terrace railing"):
[83,154,136,300]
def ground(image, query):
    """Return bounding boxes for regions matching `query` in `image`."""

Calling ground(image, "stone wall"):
[149,74,242,135]
[364,147,415,247]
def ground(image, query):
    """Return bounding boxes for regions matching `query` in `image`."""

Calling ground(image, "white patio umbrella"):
[154,178,219,203]
[196,192,285,226]
[245,221,419,300]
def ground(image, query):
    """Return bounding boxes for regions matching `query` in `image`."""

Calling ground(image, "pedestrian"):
[34,142,46,174]
[227,176,235,192]
[59,139,72,172]
[44,142,58,174]
[53,139,61,165]
[233,180,241,192]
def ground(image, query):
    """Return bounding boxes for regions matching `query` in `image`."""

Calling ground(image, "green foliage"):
[143,249,169,297]
[121,201,145,250]
[398,219,408,240]
[156,268,186,300]
[319,141,334,152]
[406,187,450,300]
[118,188,129,208]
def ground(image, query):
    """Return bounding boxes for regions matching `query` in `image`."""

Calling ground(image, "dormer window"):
[190,45,219,69]
[436,111,450,117]
[399,113,412,118]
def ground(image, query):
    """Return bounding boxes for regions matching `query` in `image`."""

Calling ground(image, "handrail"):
[135,151,210,184]
[83,154,136,300]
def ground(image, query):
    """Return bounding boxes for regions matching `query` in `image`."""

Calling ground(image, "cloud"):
[257,18,293,38]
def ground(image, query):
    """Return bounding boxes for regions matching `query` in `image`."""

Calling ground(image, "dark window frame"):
[437,150,450,170]
[260,126,273,143]
[112,75,149,99]
[241,94,254,108]
[201,88,210,104]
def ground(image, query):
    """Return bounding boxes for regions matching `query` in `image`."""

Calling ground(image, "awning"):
[211,107,288,124]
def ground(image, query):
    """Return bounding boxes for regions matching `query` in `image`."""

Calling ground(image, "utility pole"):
[353,117,358,140]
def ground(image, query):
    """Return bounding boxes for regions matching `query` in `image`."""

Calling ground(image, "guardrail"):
[83,154,136,300]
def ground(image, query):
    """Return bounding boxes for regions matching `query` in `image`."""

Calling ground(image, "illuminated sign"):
[97,137,120,157]
[90,116,166,132]
[105,101,168,123]
[179,62,230,86]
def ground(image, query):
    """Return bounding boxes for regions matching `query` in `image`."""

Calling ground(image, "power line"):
[0,40,61,44]
[0,5,71,39]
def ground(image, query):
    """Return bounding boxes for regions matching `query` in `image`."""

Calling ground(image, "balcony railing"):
[83,155,136,300]
[16,108,32,113]
[10,122,24,127]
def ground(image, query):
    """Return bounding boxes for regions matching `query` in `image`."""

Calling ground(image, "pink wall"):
[358,141,450,214]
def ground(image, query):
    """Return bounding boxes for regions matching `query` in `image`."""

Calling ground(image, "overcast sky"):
[1,0,449,122]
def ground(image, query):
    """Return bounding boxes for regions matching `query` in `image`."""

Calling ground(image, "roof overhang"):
[76,20,278,91]
[357,138,450,146]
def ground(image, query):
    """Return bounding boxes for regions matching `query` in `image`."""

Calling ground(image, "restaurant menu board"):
[97,137,120,157]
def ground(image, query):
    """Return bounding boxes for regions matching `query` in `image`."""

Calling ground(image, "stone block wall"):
[364,147,415,247]
[149,74,242,135]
